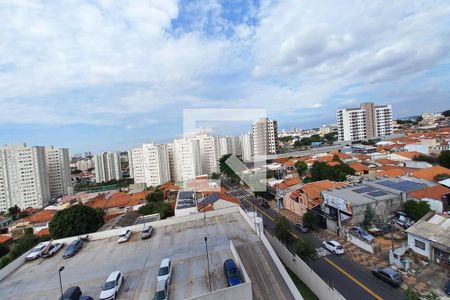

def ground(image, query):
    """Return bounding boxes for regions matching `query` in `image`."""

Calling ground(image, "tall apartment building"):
[0,144,50,211]
[171,138,202,182]
[219,136,232,157]
[93,152,122,183]
[45,146,72,199]
[240,133,254,162]
[196,134,221,175]
[128,144,170,187]
[252,118,278,156]
[337,102,393,141]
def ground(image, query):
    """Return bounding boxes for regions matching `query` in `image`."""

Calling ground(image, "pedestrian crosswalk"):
[316,247,329,258]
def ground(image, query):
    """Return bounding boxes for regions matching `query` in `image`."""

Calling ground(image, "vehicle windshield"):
[143,228,149,233]
[392,273,401,281]
[119,232,127,237]
[154,290,166,300]
[32,245,45,252]
[158,266,169,276]
[336,246,343,250]
[102,281,115,290]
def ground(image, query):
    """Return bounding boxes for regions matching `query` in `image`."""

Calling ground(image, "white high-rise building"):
[128,148,143,183]
[171,138,202,182]
[252,118,278,156]
[0,144,50,211]
[93,152,122,183]
[129,144,171,187]
[337,102,393,141]
[196,134,221,175]
[230,136,242,156]
[219,136,232,157]
[240,133,254,162]
[45,146,72,199]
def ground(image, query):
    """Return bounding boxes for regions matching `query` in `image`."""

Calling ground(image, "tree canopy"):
[219,154,241,182]
[438,150,450,168]
[404,200,430,221]
[146,188,163,202]
[294,239,317,261]
[138,202,173,219]
[274,216,293,245]
[302,211,318,229]
[295,160,308,177]
[310,161,355,182]
[49,205,104,239]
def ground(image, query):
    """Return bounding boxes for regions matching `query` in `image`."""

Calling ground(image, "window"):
[415,239,426,250]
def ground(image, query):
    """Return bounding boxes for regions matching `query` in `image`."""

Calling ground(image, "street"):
[223,180,404,300]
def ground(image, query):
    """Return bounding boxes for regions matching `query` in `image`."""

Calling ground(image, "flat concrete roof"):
[0,210,292,300]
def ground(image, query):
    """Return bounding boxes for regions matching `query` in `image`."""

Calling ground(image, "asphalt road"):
[223,181,404,300]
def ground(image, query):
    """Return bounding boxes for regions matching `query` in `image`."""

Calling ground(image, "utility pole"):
[204,237,212,292]
[58,266,65,299]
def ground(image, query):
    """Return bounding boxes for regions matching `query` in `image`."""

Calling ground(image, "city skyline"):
[1,1,449,153]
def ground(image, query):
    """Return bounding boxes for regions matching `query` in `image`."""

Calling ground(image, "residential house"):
[411,166,450,182]
[387,151,422,162]
[197,192,240,212]
[408,185,450,213]
[348,162,369,176]
[406,212,450,267]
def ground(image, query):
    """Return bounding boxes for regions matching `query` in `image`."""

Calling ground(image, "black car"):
[372,267,402,287]
[59,286,82,300]
[445,280,450,295]
[294,223,309,233]
[63,239,84,259]
[261,201,270,209]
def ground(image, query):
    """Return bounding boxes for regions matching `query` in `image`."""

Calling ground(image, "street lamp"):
[204,237,212,292]
[58,266,65,299]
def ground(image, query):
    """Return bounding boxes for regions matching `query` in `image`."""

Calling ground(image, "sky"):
[0,0,449,154]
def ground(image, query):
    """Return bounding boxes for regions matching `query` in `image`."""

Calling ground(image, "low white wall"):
[0,250,31,281]
[265,231,346,300]
[229,240,251,284]
[346,233,375,254]
[238,208,302,300]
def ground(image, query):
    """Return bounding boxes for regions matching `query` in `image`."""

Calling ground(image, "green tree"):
[442,110,450,117]
[7,205,20,220]
[274,216,293,245]
[404,288,421,300]
[438,150,450,168]
[404,200,431,221]
[49,205,104,238]
[146,188,163,202]
[138,202,173,219]
[413,154,438,164]
[363,205,375,228]
[295,161,308,177]
[294,239,317,262]
[302,211,319,230]
[219,154,241,182]
[0,244,9,258]
[210,172,220,179]
[9,232,39,259]
[434,173,450,181]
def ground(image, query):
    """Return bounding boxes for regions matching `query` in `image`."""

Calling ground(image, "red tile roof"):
[349,162,369,172]
[330,151,351,160]
[299,180,347,200]
[0,235,12,244]
[411,166,450,181]
[377,168,408,177]
[276,177,301,189]
[394,151,422,159]
[23,210,56,224]
[376,158,402,165]
[409,185,450,200]
[35,228,50,237]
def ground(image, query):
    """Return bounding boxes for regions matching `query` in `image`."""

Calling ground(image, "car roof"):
[120,229,129,234]
[156,280,167,290]
[160,257,171,267]
[106,271,121,281]
[382,267,398,275]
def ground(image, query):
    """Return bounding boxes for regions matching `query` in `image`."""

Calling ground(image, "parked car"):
[153,280,169,300]
[393,211,414,228]
[444,280,450,295]
[99,271,124,300]
[372,267,403,287]
[141,225,153,240]
[349,227,374,243]
[59,286,82,300]
[42,242,64,258]
[157,258,173,284]
[79,297,94,300]
[322,240,345,255]
[26,242,49,261]
[117,229,132,243]
[294,223,309,233]
[261,201,270,209]
[63,239,84,259]
[223,258,241,286]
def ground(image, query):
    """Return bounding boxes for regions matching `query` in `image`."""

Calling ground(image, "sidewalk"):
[269,200,433,296]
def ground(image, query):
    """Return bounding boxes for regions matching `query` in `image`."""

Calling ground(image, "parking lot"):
[0,212,260,300]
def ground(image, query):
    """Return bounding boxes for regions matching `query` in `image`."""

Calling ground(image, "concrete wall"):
[346,233,374,254]
[0,250,31,281]
[265,231,346,300]
[229,240,251,284]
[407,233,430,260]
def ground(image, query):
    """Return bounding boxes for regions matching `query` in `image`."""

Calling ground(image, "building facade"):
[45,146,72,199]
[252,118,278,156]
[0,144,51,211]
[240,133,254,162]
[196,134,221,175]
[171,138,202,182]
[337,102,393,142]
[93,152,122,183]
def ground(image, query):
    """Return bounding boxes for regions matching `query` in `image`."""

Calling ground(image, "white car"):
[117,229,131,243]
[157,258,173,284]
[153,280,169,300]
[42,242,64,258]
[99,271,124,300]
[322,240,345,255]
[26,242,49,261]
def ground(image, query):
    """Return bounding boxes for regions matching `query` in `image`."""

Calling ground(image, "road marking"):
[241,197,383,300]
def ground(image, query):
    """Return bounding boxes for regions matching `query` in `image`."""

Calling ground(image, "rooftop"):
[411,166,450,181]
[408,185,450,200]
[406,212,450,248]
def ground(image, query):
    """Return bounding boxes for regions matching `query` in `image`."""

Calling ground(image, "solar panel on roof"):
[352,186,374,194]
[367,191,388,197]
[377,180,426,192]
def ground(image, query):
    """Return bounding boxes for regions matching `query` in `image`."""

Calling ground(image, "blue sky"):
[1,0,449,154]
